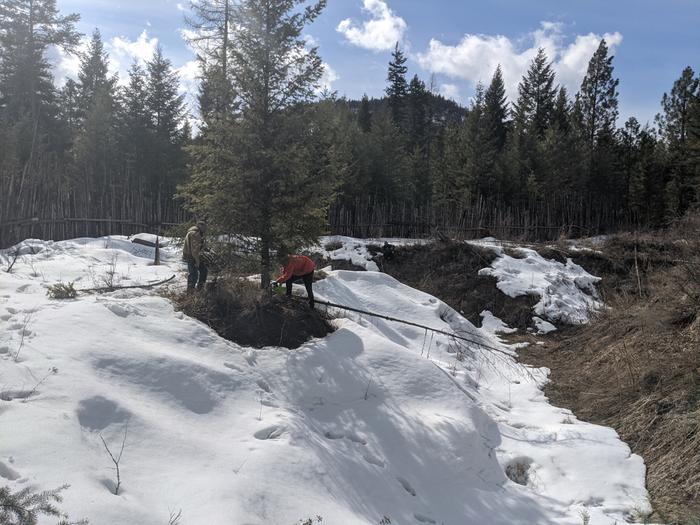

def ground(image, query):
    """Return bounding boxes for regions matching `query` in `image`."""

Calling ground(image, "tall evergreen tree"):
[574,39,620,199]
[575,39,619,151]
[73,29,118,198]
[144,46,187,194]
[483,65,508,151]
[0,0,79,124]
[185,0,235,118]
[514,48,557,138]
[117,62,149,191]
[657,67,700,215]
[357,94,372,133]
[386,42,408,130]
[181,0,336,286]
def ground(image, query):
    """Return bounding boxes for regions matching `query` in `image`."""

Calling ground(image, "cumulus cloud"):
[111,30,159,67]
[440,83,460,101]
[319,62,339,93]
[337,0,406,52]
[51,30,163,88]
[415,22,622,101]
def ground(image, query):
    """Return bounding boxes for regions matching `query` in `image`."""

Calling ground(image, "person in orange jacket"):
[271,247,316,308]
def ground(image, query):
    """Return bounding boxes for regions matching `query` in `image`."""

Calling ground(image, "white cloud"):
[176,3,186,11]
[415,22,622,101]
[111,30,159,66]
[50,39,88,86]
[337,0,406,52]
[440,83,460,101]
[319,62,339,93]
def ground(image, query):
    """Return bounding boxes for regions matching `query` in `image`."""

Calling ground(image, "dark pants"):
[286,271,314,308]
[187,260,208,290]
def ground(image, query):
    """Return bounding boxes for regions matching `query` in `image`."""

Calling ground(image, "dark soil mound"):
[377,240,537,330]
[175,278,334,349]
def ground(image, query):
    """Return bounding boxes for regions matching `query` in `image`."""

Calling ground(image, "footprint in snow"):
[0,390,33,402]
[244,350,257,366]
[414,513,436,524]
[256,379,272,393]
[254,425,285,440]
[104,302,143,318]
[223,362,244,373]
[0,461,21,481]
[362,453,385,468]
[397,476,417,496]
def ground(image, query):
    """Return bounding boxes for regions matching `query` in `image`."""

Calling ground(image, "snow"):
[533,316,558,334]
[480,310,517,336]
[315,235,427,272]
[477,246,603,326]
[0,236,650,525]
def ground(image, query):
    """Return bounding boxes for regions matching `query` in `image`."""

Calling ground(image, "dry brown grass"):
[519,216,700,523]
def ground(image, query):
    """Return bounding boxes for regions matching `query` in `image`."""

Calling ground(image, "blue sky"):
[54,0,700,125]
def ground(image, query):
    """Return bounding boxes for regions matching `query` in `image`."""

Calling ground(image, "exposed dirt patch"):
[172,276,334,349]
[376,240,538,331]
[519,223,700,523]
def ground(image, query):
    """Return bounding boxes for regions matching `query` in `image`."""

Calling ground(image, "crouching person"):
[272,248,316,308]
[183,221,208,292]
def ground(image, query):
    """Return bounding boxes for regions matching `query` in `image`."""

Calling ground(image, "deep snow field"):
[0,235,651,525]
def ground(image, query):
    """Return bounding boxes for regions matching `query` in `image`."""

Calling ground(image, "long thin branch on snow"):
[100,420,129,496]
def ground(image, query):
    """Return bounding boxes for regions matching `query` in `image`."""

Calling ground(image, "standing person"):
[182,221,208,292]
[272,248,316,308]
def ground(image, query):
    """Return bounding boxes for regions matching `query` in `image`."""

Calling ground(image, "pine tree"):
[386,42,408,130]
[576,39,619,151]
[76,29,116,121]
[0,0,79,124]
[180,0,334,287]
[72,29,118,198]
[514,48,557,138]
[657,67,699,215]
[689,82,700,206]
[574,39,620,200]
[357,94,372,133]
[185,0,235,118]
[117,62,150,191]
[483,65,508,151]
[146,46,186,141]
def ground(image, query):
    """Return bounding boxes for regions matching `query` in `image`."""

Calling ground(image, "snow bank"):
[477,246,603,325]
[314,236,427,271]
[0,236,649,525]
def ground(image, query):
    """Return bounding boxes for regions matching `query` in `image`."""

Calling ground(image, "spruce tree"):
[0,0,79,124]
[180,0,334,287]
[483,65,508,151]
[117,62,150,191]
[72,29,118,197]
[185,0,235,118]
[358,94,372,133]
[657,67,699,215]
[514,48,556,138]
[386,42,408,130]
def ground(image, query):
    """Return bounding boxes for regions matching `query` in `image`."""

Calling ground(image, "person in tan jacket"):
[182,221,208,291]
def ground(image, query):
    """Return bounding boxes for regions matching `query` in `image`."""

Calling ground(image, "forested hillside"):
[1,0,699,247]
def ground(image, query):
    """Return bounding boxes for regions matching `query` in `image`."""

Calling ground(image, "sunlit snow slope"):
[0,236,649,525]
